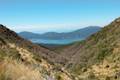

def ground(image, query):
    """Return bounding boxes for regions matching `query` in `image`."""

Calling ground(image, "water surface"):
[30,38,83,44]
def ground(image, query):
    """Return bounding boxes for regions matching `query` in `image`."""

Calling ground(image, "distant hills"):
[19,26,101,40]
[1,17,120,80]
[19,26,101,45]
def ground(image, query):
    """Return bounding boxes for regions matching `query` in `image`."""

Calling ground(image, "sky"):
[0,0,120,33]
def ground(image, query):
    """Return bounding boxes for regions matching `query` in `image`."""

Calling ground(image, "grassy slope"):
[65,17,120,79]
[0,38,74,80]
[0,24,68,65]
[52,17,120,80]
[1,17,120,80]
[0,26,74,80]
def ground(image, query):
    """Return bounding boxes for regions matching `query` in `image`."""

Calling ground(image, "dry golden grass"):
[0,43,73,80]
[0,58,44,80]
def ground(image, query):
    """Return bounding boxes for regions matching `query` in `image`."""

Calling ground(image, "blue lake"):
[30,38,83,44]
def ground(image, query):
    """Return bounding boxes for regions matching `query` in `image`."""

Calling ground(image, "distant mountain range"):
[1,17,120,80]
[19,26,101,44]
[19,26,101,40]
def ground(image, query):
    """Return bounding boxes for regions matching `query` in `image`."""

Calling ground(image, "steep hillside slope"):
[62,17,120,80]
[0,25,67,64]
[1,17,120,80]
[0,25,74,80]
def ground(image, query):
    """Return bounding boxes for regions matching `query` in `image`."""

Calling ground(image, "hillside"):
[1,17,120,80]
[0,25,75,80]
[56,17,120,80]
[0,25,69,64]
[19,26,101,40]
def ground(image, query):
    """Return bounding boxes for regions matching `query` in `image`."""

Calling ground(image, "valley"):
[1,17,120,80]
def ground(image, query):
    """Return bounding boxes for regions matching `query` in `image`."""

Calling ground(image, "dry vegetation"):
[0,36,73,80]
[0,58,44,80]
[1,17,120,80]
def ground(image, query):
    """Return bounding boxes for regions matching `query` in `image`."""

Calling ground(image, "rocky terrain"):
[1,17,120,80]
[0,25,74,80]
[55,17,120,80]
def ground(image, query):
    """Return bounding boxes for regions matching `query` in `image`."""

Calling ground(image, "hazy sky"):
[0,0,120,33]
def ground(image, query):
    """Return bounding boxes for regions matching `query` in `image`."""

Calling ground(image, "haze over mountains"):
[1,17,120,80]
[19,26,101,44]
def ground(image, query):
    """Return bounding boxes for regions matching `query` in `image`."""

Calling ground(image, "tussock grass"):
[0,58,44,80]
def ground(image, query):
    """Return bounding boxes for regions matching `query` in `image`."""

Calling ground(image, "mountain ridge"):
[57,17,120,79]
[0,24,75,80]
[19,26,101,40]
[1,17,120,80]
[0,24,68,64]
